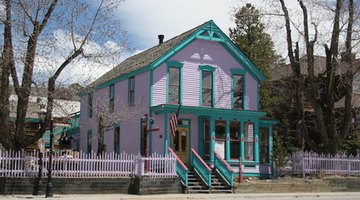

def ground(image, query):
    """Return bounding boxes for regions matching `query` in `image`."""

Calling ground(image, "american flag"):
[169,104,181,138]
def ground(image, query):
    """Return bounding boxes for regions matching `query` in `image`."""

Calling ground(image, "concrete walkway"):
[1,192,360,200]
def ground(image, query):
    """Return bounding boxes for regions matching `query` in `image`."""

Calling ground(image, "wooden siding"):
[151,39,259,110]
[80,71,150,154]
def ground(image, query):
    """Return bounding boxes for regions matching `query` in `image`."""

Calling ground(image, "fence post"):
[302,155,305,179]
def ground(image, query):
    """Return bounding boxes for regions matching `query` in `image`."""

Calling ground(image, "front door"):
[173,127,190,166]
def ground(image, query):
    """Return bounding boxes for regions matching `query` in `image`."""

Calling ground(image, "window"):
[233,74,244,110]
[260,127,269,163]
[88,93,93,118]
[202,119,210,160]
[168,67,180,104]
[202,70,213,107]
[114,126,120,154]
[244,122,254,161]
[87,130,92,154]
[109,84,115,113]
[128,76,135,106]
[215,120,226,140]
[230,121,241,159]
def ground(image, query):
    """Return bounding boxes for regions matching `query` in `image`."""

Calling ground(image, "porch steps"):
[210,171,233,193]
[187,170,209,193]
[185,170,232,193]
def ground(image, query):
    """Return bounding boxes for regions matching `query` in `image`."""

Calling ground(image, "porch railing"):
[168,148,188,186]
[214,151,234,187]
[191,148,212,186]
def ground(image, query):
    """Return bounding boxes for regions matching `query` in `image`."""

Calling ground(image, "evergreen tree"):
[229,3,280,115]
[229,4,299,159]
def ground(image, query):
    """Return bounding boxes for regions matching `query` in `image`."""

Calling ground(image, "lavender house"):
[80,20,277,178]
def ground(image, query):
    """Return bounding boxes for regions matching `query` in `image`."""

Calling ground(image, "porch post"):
[225,120,230,161]
[210,117,215,167]
[254,120,260,162]
[164,112,169,155]
[240,121,245,162]
[269,126,273,166]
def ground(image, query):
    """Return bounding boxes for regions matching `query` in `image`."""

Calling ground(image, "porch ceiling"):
[151,104,266,119]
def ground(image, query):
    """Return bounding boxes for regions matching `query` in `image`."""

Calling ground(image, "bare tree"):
[90,98,145,155]
[0,0,126,150]
[278,0,355,153]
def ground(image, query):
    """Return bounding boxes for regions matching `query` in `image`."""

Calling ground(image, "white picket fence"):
[0,150,177,178]
[289,151,360,177]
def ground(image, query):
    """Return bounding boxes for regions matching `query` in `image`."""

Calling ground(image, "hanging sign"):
[214,141,225,158]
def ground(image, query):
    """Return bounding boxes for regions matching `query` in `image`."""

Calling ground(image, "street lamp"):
[46,118,54,198]
[32,107,47,196]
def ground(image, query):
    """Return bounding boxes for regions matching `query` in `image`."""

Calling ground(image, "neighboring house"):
[9,95,80,150]
[80,20,277,177]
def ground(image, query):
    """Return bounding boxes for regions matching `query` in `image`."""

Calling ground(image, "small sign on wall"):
[215,141,225,158]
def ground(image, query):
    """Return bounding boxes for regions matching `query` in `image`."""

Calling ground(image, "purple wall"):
[80,71,150,154]
[152,39,259,110]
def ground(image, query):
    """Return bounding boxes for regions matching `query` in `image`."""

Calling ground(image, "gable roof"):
[86,20,265,92]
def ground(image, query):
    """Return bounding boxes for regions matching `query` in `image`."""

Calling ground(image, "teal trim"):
[84,65,152,95]
[199,65,216,107]
[230,68,246,75]
[198,117,203,157]
[255,121,260,162]
[164,112,169,155]
[166,60,184,68]
[82,20,266,96]
[210,117,215,164]
[214,153,235,187]
[166,61,183,104]
[240,123,245,161]
[199,65,216,72]
[225,121,230,161]
[152,104,266,119]
[176,161,189,186]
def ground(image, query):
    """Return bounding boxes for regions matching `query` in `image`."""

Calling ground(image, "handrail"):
[168,148,188,170]
[214,151,234,172]
[214,151,235,187]
[168,148,189,186]
[191,148,211,171]
[191,148,212,186]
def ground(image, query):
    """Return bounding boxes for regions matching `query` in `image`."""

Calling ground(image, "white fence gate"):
[0,150,177,178]
[288,151,360,177]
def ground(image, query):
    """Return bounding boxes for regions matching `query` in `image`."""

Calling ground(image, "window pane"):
[169,67,180,103]
[233,75,244,110]
[114,126,120,154]
[88,93,93,118]
[202,71,213,107]
[174,130,180,151]
[169,85,179,103]
[129,77,135,90]
[203,120,210,160]
[230,141,240,159]
[215,120,226,140]
[260,127,269,163]
[230,121,240,139]
[244,122,254,161]
[181,130,187,152]
[169,68,180,85]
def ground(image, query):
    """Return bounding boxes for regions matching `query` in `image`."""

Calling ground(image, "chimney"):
[158,35,164,45]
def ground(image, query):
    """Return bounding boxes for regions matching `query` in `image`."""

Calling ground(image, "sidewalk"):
[1,192,360,200]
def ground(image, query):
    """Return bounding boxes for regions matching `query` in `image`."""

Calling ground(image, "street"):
[1,193,360,200]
